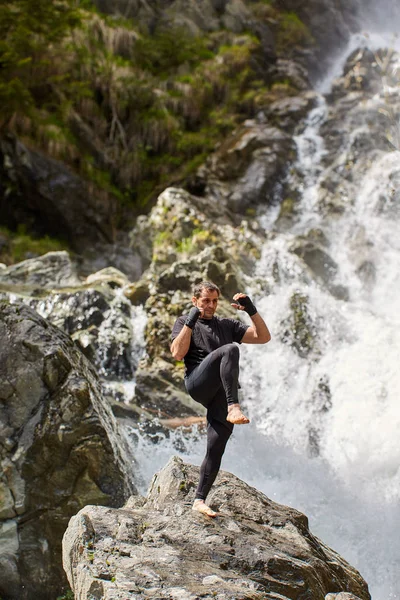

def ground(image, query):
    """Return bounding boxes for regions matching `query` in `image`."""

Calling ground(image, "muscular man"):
[170,281,271,517]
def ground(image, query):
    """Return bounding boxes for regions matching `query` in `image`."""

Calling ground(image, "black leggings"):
[185,343,240,500]
[195,419,232,500]
[185,343,240,407]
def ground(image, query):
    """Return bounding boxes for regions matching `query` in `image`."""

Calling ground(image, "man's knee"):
[223,343,240,360]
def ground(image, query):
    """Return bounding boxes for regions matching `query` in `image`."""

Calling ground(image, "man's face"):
[192,289,219,319]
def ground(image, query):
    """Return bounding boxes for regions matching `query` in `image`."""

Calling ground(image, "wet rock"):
[0,251,80,289]
[201,123,296,215]
[63,456,371,600]
[0,254,143,382]
[0,135,115,251]
[277,0,357,81]
[267,91,319,131]
[281,291,318,358]
[0,301,135,600]
[291,237,349,301]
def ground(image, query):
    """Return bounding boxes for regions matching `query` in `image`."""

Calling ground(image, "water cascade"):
[130,31,400,600]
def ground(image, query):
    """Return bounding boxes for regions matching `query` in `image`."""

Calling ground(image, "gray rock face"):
[0,250,80,289]
[0,301,135,600]
[199,123,296,216]
[63,456,370,600]
[0,135,115,251]
[0,258,143,383]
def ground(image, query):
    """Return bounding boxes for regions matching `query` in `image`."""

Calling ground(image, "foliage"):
[56,590,74,600]
[0,226,67,264]
[276,12,314,52]
[0,0,313,214]
[0,0,82,125]
[133,27,214,76]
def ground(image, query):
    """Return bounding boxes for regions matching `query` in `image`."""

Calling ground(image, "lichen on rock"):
[63,456,371,600]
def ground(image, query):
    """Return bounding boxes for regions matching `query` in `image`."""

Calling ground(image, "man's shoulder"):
[172,315,187,327]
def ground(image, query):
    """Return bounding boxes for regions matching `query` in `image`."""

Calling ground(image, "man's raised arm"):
[231,293,271,345]
[170,307,201,360]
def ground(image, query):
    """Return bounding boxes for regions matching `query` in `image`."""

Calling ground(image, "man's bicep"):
[240,326,259,344]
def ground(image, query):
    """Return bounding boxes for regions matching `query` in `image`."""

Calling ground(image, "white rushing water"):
[130,31,400,600]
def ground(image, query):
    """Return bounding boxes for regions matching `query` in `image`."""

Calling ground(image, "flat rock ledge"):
[63,457,370,600]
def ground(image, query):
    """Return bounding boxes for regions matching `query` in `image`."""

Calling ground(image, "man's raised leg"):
[185,343,250,425]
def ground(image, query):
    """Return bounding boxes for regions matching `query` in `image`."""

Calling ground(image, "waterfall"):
[128,30,400,600]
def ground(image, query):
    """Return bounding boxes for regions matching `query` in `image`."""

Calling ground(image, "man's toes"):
[192,501,217,517]
[227,410,250,424]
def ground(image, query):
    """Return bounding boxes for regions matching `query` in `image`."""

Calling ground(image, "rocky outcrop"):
[63,456,370,600]
[94,0,274,48]
[0,135,115,251]
[196,122,297,216]
[129,186,263,420]
[0,250,80,289]
[0,301,135,600]
[0,254,144,384]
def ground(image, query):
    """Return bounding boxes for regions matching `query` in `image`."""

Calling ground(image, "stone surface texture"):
[63,456,370,600]
[0,301,135,600]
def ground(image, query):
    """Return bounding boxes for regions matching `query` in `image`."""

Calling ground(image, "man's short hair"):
[192,281,220,298]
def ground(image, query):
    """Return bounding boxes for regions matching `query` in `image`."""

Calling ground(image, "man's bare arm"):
[241,312,271,344]
[170,326,193,360]
[170,307,201,360]
[231,292,271,345]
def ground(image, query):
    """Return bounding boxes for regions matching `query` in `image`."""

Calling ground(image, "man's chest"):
[193,322,229,350]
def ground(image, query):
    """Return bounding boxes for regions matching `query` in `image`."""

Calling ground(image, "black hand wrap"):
[238,296,257,317]
[185,306,201,329]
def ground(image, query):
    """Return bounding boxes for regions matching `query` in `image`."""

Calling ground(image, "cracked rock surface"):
[0,301,135,600]
[63,456,370,600]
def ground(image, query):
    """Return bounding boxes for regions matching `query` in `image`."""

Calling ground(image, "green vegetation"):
[0,226,67,264]
[56,591,74,600]
[276,12,314,52]
[1,0,313,212]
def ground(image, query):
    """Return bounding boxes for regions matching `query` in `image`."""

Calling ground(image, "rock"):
[0,301,135,600]
[127,186,263,424]
[0,251,80,289]
[85,267,129,288]
[78,238,144,282]
[326,594,364,600]
[281,291,318,358]
[134,357,206,420]
[267,91,319,131]
[124,279,151,305]
[0,135,116,251]
[276,0,357,81]
[63,456,371,600]
[202,123,296,215]
[291,236,349,301]
[0,274,141,382]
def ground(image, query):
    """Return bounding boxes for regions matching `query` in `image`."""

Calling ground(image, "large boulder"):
[198,123,296,216]
[129,187,262,421]
[0,257,143,383]
[63,456,371,600]
[0,251,80,289]
[0,135,116,251]
[0,301,135,600]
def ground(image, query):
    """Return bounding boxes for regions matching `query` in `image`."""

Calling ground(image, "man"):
[170,281,271,517]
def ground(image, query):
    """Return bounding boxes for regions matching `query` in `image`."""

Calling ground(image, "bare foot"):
[192,499,217,517]
[226,403,250,425]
